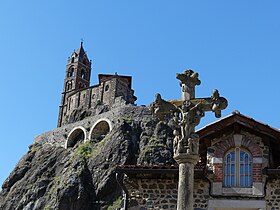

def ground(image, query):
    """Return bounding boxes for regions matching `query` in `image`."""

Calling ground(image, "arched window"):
[105,84,109,91]
[223,148,252,187]
[66,81,72,91]
[68,68,74,77]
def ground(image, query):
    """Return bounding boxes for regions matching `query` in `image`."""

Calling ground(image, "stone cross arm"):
[151,90,228,119]
[170,96,228,118]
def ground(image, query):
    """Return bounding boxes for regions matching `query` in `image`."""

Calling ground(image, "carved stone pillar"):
[174,154,199,210]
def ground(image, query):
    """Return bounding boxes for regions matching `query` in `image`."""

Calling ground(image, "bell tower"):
[58,42,92,127]
[64,41,91,92]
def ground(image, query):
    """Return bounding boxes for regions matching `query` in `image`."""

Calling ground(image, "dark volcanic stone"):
[0,106,175,210]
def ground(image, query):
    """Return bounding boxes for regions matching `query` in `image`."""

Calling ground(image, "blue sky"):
[1,1,280,187]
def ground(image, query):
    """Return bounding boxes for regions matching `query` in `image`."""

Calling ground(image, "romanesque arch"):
[89,119,112,143]
[66,126,87,148]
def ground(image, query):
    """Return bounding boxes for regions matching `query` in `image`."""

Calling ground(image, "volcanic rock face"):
[0,106,176,210]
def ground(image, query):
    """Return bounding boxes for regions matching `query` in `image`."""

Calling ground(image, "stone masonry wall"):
[266,179,280,210]
[193,179,210,209]
[124,177,209,210]
[124,176,280,209]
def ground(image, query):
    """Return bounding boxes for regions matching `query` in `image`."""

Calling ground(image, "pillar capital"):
[174,153,199,165]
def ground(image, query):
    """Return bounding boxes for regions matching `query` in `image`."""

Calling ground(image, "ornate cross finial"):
[176,69,201,100]
[81,38,84,46]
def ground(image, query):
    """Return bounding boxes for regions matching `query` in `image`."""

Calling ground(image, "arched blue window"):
[223,148,252,187]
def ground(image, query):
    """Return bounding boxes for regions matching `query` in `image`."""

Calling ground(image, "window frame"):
[223,147,252,188]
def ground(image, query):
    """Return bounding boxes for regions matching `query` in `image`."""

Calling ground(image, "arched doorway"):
[90,119,111,143]
[66,126,86,148]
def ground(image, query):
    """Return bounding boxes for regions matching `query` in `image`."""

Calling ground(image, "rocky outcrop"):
[138,121,175,165]
[0,106,176,210]
[66,104,110,125]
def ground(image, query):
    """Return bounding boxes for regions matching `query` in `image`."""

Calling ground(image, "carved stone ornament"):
[150,70,228,156]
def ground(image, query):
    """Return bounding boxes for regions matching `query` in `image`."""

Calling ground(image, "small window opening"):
[68,68,74,77]
[105,84,109,91]
[66,81,72,91]
[81,69,86,79]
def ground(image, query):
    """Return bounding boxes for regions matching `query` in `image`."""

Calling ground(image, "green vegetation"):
[78,142,94,160]
[75,136,110,161]
[30,142,40,152]
[107,196,122,210]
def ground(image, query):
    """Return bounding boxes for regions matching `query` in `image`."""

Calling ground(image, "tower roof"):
[76,41,85,56]
[70,42,89,63]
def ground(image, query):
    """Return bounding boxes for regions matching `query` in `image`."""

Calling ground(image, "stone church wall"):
[102,79,117,106]
[79,89,89,108]
[90,86,100,106]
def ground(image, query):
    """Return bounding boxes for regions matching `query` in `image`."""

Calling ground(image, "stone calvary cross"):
[151,70,228,210]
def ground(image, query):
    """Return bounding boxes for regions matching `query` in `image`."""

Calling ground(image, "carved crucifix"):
[151,69,228,210]
[151,70,228,156]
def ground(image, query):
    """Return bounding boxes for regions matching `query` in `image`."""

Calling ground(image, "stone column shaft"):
[174,154,199,210]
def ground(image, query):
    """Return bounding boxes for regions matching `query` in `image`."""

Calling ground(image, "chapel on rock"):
[57,42,137,127]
